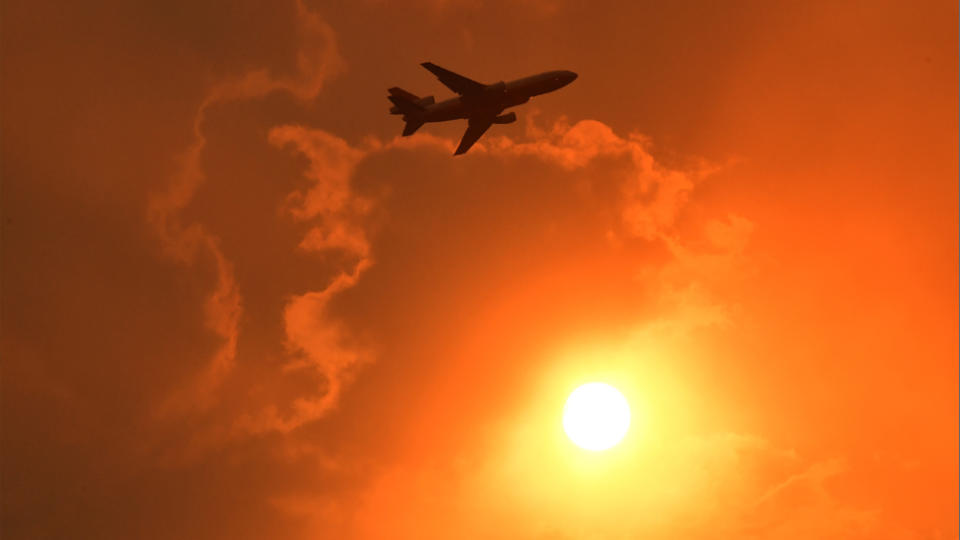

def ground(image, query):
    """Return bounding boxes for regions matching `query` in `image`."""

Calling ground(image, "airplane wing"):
[421,62,486,95]
[454,116,496,155]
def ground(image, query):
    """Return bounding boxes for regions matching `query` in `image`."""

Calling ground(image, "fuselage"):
[421,70,577,122]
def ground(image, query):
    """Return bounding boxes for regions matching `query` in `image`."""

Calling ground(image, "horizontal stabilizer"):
[387,87,425,115]
[389,86,421,103]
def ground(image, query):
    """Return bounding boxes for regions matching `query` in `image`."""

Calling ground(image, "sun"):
[562,382,631,451]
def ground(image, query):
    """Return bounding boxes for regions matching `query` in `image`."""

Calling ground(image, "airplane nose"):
[564,71,578,83]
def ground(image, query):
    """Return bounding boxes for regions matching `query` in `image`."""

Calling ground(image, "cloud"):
[270,127,367,221]
[140,92,771,536]
[237,267,371,435]
[473,119,712,240]
[733,458,896,540]
[230,116,726,435]
[342,417,885,540]
[231,127,373,434]
[244,117,765,538]
[148,0,342,416]
[251,118,912,540]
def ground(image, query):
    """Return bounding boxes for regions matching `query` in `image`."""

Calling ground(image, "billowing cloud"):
[229,117,755,537]
[234,127,372,434]
[148,0,342,416]
[489,119,705,240]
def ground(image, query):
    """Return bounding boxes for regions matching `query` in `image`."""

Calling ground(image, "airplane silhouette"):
[388,62,577,155]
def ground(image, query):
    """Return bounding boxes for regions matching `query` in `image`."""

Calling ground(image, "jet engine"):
[493,112,517,124]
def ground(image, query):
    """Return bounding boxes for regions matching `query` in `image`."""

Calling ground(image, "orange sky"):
[2,1,957,538]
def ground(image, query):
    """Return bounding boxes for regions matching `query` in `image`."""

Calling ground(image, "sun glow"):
[562,382,631,451]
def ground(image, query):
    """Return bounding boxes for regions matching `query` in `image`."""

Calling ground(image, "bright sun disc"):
[563,382,631,451]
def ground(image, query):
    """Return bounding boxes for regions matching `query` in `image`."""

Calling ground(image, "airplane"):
[388,62,577,155]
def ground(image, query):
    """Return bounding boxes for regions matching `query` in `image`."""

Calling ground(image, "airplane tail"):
[388,87,434,115]
[388,87,423,115]
[388,87,433,136]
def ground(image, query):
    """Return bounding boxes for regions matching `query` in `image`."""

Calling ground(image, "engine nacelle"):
[493,112,517,124]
